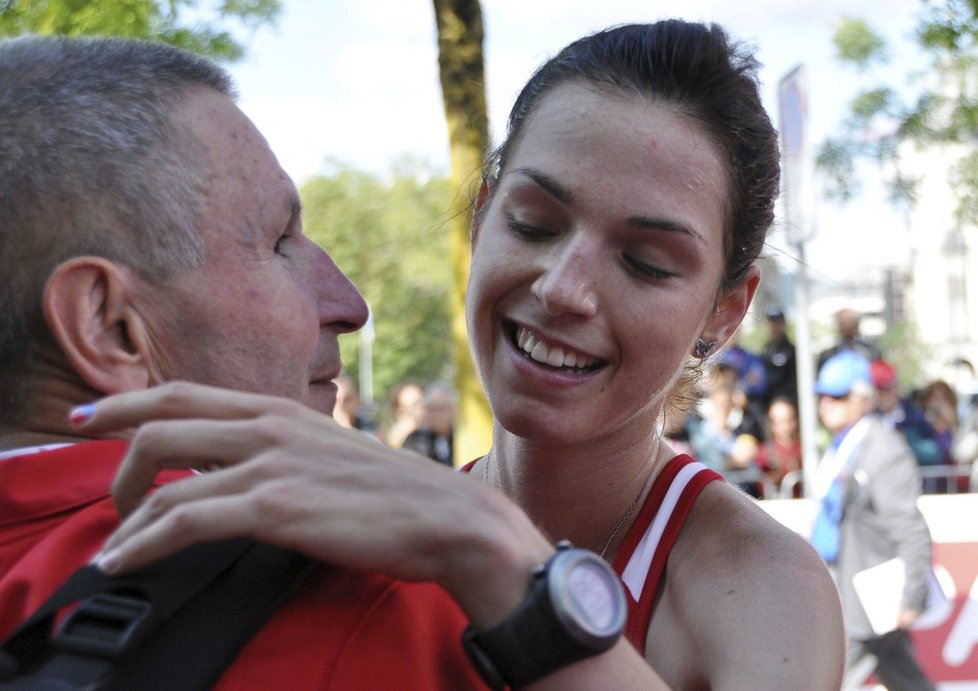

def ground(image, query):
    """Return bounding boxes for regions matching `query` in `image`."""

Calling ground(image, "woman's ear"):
[43,257,152,395]
[699,265,762,352]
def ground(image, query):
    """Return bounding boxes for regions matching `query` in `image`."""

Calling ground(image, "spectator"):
[817,308,881,373]
[718,330,768,412]
[871,360,943,467]
[919,380,960,493]
[383,379,424,448]
[689,363,764,497]
[761,306,797,406]
[333,374,376,434]
[811,352,935,691]
[757,397,803,497]
[403,383,456,467]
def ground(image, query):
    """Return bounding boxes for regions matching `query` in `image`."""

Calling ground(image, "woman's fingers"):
[72,381,313,434]
[110,413,333,516]
[99,489,266,573]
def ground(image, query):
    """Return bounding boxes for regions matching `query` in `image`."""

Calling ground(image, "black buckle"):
[54,594,153,658]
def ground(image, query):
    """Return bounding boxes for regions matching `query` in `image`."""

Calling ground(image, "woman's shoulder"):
[655,482,844,687]
[673,480,826,584]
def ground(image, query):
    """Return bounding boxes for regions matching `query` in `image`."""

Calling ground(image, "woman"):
[86,21,843,689]
[758,396,804,496]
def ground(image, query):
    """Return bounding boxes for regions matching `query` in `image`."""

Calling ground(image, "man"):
[0,35,484,689]
[403,383,456,466]
[761,306,797,406]
[817,307,882,373]
[871,359,943,468]
[811,351,936,691]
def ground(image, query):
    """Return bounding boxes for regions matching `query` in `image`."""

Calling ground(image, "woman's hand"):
[76,382,552,627]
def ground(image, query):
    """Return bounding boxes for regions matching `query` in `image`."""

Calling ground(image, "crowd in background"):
[334,375,457,468]
[332,306,978,498]
[666,306,978,498]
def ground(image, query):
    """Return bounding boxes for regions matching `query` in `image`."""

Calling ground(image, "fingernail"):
[69,403,96,426]
[97,549,121,574]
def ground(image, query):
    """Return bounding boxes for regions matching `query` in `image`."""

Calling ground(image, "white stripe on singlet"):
[620,461,710,600]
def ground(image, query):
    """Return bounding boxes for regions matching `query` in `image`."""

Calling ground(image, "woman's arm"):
[81,382,672,690]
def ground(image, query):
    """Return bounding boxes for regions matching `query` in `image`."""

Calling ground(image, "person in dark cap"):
[761,305,797,407]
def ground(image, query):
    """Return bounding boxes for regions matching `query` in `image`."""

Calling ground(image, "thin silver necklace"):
[481,442,658,559]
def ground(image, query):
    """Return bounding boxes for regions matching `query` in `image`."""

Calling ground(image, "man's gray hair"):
[0,36,235,419]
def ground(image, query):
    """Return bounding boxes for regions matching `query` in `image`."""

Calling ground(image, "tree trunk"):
[432,0,492,464]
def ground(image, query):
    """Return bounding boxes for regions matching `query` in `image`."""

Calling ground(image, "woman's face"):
[466,83,756,446]
[768,400,799,442]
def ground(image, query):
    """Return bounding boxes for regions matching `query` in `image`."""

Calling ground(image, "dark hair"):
[0,36,235,422]
[484,20,779,294]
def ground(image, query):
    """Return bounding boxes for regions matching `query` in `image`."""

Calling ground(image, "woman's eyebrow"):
[510,167,574,205]
[626,214,704,243]
[510,166,705,244]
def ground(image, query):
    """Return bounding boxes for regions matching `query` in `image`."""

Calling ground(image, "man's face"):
[767,317,785,340]
[817,392,866,435]
[138,87,368,413]
[837,310,859,340]
[875,385,900,413]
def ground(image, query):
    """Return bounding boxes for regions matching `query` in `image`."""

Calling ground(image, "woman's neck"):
[485,423,669,557]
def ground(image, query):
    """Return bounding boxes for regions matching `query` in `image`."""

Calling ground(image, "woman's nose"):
[530,244,599,318]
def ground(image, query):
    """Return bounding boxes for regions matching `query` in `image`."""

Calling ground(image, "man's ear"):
[698,265,762,352]
[43,257,152,394]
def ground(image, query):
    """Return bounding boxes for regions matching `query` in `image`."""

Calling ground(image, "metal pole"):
[792,240,820,497]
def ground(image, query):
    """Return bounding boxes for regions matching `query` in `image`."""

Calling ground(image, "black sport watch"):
[461,541,627,690]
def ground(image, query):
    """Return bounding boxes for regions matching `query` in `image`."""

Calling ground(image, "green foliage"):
[0,0,281,62]
[833,17,888,68]
[917,0,978,53]
[851,87,895,120]
[819,1,978,223]
[301,159,455,402]
[951,150,978,223]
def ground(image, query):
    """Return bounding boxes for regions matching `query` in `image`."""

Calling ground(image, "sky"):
[225,0,926,281]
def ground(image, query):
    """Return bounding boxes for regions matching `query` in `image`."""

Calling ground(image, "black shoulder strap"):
[0,539,315,691]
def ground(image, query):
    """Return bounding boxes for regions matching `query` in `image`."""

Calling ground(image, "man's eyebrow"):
[626,215,705,243]
[510,167,574,205]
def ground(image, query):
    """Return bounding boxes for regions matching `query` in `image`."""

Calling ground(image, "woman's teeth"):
[516,327,597,370]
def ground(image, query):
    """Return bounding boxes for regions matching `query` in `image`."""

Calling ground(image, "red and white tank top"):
[610,455,721,650]
[460,454,721,651]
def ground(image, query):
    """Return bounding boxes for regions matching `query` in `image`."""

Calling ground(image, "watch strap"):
[461,543,623,689]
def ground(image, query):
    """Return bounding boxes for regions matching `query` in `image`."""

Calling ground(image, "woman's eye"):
[508,218,555,240]
[624,254,674,280]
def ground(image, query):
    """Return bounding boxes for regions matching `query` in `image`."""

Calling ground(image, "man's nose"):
[314,245,369,333]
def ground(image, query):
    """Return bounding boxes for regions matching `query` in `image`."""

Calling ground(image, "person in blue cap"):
[811,351,936,691]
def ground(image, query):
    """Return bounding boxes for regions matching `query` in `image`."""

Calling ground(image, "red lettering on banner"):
[912,543,978,682]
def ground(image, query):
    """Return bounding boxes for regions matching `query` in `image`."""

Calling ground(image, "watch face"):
[567,561,620,630]
[550,551,627,645]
